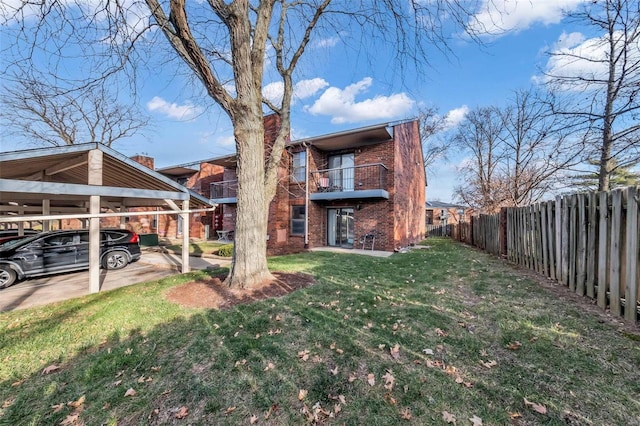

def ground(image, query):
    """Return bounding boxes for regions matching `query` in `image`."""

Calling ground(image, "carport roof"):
[0,143,212,210]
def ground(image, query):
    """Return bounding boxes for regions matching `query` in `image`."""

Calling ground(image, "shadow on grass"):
[1,239,639,425]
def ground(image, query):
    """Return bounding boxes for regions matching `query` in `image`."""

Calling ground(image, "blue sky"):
[1,0,606,201]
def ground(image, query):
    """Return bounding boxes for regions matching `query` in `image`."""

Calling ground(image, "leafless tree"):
[2,0,483,288]
[418,106,450,174]
[543,0,640,191]
[497,89,578,206]
[453,107,507,213]
[1,76,148,148]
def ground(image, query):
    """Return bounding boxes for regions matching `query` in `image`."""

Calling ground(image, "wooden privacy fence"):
[448,186,639,323]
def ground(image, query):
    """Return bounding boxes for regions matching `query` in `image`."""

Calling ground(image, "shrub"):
[217,244,234,257]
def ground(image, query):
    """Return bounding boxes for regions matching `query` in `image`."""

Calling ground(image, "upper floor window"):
[291,151,306,183]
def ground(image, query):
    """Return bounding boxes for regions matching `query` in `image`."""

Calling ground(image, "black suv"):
[0,229,141,288]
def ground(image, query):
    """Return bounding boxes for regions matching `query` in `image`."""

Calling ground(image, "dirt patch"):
[165,272,315,309]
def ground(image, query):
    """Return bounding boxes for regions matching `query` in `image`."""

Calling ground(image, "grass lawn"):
[163,240,230,256]
[1,238,638,425]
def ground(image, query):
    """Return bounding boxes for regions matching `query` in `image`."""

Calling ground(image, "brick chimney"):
[130,155,155,170]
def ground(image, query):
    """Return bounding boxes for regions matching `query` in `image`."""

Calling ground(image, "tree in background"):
[497,89,578,206]
[2,1,482,288]
[543,0,640,191]
[452,90,577,212]
[569,159,640,190]
[418,106,450,174]
[453,107,507,213]
[1,75,148,148]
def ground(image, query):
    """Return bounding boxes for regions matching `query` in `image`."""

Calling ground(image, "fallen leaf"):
[275,314,282,321]
[382,370,395,390]
[67,396,85,408]
[384,393,397,405]
[469,414,483,425]
[524,398,547,414]
[442,410,456,424]
[480,360,497,369]
[125,348,133,355]
[400,408,412,420]
[330,342,336,349]
[509,412,522,419]
[348,374,357,383]
[336,348,344,354]
[367,373,375,386]
[51,403,65,413]
[224,406,236,415]
[330,366,339,375]
[175,406,189,419]
[137,375,146,383]
[112,380,122,387]
[422,348,434,355]
[249,414,259,424]
[338,395,346,404]
[334,403,341,414]
[506,341,522,350]
[11,379,25,387]
[297,350,310,361]
[435,328,448,337]
[298,389,308,400]
[264,362,275,371]
[42,364,61,375]
[390,344,401,360]
[59,413,79,426]
[124,388,136,397]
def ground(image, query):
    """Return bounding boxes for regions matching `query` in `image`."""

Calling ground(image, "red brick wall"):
[392,120,426,248]
[130,155,154,170]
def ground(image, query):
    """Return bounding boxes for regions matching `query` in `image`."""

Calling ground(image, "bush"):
[217,244,234,257]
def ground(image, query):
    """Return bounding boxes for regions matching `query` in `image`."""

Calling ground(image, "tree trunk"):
[224,112,274,289]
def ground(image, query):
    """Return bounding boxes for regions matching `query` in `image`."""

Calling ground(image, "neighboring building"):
[425,201,472,226]
[122,116,425,254]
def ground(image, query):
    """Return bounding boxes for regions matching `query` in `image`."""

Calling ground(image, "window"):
[291,205,305,235]
[426,210,434,225]
[291,151,306,182]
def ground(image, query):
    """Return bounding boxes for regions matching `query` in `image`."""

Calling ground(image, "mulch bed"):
[165,272,315,309]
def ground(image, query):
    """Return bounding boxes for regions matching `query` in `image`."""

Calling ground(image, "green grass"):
[164,240,229,256]
[1,238,639,425]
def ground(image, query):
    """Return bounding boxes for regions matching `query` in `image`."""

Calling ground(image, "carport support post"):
[88,149,103,293]
[43,200,50,232]
[181,200,190,273]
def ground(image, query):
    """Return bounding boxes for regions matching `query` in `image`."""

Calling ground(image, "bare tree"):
[418,106,450,173]
[453,107,507,213]
[544,0,640,191]
[1,76,148,148]
[498,89,578,206]
[2,0,483,288]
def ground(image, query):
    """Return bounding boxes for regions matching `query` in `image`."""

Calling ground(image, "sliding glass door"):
[328,153,354,191]
[327,208,354,248]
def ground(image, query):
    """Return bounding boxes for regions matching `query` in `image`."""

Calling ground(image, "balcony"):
[310,163,389,201]
[210,180,238,204]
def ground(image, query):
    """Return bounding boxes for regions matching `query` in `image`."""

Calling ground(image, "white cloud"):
[443,106,469,129]
[294,78,330,100]
[304,77,415,124]
[534,30,636,91]
[312,36,340,49]
[147,96,202,120]
[262,81,284,106]
[217,135,235,147]
[262,78,330,106]
[467,0,586,37]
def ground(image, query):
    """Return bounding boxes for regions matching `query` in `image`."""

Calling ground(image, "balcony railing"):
[210,180,238,202]
[310,163,389,200]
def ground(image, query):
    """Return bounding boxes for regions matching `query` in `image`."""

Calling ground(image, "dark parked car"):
[0,229,141,289]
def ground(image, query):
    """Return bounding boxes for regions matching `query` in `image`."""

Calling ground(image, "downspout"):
[304,142,310,249]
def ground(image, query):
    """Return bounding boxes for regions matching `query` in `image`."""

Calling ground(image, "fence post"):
[500,207,507,257]
[624,186,638,322]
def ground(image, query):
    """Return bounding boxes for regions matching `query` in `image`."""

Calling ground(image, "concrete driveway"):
[0,250,231,312]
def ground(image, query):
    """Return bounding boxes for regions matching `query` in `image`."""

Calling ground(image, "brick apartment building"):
[154,115,424,254]
[122,115,425,254]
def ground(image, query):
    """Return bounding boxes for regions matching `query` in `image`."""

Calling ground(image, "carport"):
[0,143,215,293]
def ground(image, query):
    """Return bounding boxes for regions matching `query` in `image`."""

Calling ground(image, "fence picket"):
[598,191,609,309]
[586,192,597,298]
[624,186,638,322]
[609,190,623,316]
[576,194,587,296]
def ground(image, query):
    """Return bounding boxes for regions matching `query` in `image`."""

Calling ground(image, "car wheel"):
[102,250,129,270]
[0,266,17,289]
